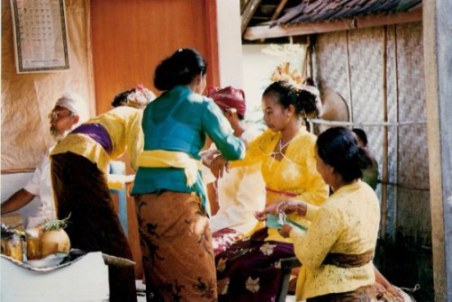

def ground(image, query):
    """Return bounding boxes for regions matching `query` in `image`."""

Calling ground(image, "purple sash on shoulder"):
[71,123,113,154]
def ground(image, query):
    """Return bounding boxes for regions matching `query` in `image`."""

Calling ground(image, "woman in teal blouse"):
[132,48,244,302]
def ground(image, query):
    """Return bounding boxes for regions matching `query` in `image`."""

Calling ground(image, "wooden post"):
[423,0,452,300]
[380,26,388,239]
[204,0,220,87]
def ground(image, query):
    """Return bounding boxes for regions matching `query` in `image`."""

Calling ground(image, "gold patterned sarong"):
[135,191,217,302]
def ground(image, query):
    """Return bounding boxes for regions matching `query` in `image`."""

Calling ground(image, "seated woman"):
[211,80,329,301]
[259,126,405,301]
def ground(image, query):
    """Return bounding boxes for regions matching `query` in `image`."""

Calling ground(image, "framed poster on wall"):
[10,0,70,73]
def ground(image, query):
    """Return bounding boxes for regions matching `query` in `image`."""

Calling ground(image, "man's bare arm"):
[1,189,35,214]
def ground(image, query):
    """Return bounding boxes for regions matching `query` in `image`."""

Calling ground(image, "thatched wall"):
[314,22,430,246]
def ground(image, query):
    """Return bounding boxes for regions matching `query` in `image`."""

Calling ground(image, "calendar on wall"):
[11,0,70,73]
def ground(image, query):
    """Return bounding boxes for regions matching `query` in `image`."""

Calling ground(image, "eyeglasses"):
[48,110,73,121]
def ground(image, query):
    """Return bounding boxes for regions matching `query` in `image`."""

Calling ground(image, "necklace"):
[270,130,300,158]
[277,134,297,155]
[278,138,292,153]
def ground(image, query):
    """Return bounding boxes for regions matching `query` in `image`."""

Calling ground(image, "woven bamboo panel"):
[385,25,399,240]
[396,189,431,246]
[394,23,430,243]
[346,27,386,234]
[348,27,385,125]
[315,31,350,104]
[314,22,429,245]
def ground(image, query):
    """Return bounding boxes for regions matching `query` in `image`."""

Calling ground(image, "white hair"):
[55,92,89,127]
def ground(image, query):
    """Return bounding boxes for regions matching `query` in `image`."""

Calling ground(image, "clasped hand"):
[255,200,305,221]
[209,155,228,179]
[255,200,307,238]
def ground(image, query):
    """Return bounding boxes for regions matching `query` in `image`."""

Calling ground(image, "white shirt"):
[210,124,266,234]
[24,150,56,227]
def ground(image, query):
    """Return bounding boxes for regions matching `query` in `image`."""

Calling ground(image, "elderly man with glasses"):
[1,92,89,227]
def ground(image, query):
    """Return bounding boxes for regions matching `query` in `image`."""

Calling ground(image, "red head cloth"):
[206,86,246,117]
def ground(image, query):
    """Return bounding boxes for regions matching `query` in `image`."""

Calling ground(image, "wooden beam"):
[423,0,452,300]
[1,168,35,174]
[241,0,262,34]
[260,0,289,43]
[244,7,422,40]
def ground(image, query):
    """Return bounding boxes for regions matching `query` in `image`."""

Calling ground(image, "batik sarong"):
[215,227,294,302]
[135,191,217,302]
[212,228,241,256]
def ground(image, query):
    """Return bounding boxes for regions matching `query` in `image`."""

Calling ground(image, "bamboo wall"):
[314,22,430,246]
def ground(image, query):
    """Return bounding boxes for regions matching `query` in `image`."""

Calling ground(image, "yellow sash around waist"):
[137,150,204,187]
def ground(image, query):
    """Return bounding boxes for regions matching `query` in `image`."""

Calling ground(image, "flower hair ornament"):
[126,84,156,109]
[271,62,303,86]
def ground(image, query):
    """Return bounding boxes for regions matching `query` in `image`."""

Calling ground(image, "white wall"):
[242,44,306,122]
[216,0,243,88]
[215,1,305,123]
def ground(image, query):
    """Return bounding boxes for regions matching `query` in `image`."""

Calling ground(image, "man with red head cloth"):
[203,86,266,255]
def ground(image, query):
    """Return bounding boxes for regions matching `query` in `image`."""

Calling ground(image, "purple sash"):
[71,123,113,154]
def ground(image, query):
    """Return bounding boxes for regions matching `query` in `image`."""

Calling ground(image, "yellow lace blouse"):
[230,127,329,242]
[291,180,381,300]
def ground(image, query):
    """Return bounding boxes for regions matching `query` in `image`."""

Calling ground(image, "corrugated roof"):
[246,0,422,27]
[282,0,420,25]
[242,0,422,41]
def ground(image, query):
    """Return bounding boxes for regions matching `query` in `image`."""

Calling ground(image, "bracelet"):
[296,204,307,216]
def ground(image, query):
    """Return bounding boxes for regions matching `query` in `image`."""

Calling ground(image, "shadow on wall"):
[374,239,434,302]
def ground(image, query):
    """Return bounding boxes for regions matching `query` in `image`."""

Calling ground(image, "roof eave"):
[243,7,422,41]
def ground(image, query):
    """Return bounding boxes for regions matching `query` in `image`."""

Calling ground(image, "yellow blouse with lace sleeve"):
[231,127,329,242]
[290,181,381,300]
[230,127,328,204]
[51,106,143,175]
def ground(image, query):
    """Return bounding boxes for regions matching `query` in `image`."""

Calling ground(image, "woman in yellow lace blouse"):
[272,127,380,301]
[211,80,329,302]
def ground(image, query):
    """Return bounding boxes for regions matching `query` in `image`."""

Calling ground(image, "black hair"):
[111,88,135,107]
[316,127,372,183]
[154,48,207,91]
[352,128,368,147]
[303,77,316,87]
[262,80,319,117]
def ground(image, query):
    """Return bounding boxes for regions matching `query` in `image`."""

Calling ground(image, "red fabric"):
[206,86,246,117]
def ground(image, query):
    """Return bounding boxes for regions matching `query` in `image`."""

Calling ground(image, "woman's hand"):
[255,199,308,221]
[276,200,307,217]
[374,266,405,302]
[374,283,405,302]
[383,285,405,302]
[255,203,280,221]
[278,224,292,238]
[200,148,220,167]
[209,155,228,178]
